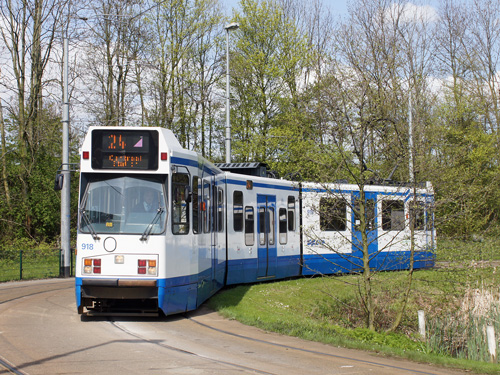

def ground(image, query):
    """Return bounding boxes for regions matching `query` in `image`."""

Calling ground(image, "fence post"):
[487,325,497,363]
[418,310,426,339]
[59,248,62,277]
[19,250,23,280]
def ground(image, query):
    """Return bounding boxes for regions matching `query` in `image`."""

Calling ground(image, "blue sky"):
[221,0,349,16]
[221,0,444,19]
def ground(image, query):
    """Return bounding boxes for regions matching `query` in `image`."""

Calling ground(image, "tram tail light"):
[138,259,147,274]
[138,259,157,275]
[83,258,102,274]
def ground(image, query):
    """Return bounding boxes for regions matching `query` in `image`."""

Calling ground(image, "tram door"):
[210,177,217,284]
[257,194,277,278]
[211,176,226,288]
[352,191,378,270]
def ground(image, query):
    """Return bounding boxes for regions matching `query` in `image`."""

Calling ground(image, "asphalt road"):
[0,279,469,375]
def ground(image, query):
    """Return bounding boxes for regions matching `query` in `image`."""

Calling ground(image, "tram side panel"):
[225,174,301,285]
[226,176,258,284]
[164,158,227,315]
[300,182,436,277]
[301,183,354,276]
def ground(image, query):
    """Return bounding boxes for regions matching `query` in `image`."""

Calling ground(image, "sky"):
[222,0,349,16]
[221,0,444,18]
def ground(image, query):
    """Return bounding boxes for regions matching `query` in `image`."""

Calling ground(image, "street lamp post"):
[60,31,71,278]
[225,22,239,164]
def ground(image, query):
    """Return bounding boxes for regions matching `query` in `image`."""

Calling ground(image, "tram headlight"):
[84,265,92,274]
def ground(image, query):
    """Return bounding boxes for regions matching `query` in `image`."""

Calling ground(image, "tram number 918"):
[81,243,94,251]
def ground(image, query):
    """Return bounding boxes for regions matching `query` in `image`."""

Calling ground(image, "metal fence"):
[0,248,75,283]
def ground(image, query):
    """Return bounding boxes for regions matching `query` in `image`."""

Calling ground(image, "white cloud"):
[389,2,439,24]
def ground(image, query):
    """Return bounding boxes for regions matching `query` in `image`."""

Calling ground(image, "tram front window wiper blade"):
[80,209,101,241]
[140,207,165,241]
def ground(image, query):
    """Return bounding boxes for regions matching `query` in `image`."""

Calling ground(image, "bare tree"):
[78,0,146,127]
[306,0,436,331]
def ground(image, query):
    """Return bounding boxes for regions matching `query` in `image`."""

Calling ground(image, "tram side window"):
[259,207,266,245]
[218,188,224,233]
[269,207,275,245]
[382,200,405,231]
[172,173,190,234]
[203,179,211,233]
[233,191,243,231]
[287,196,295,231]
[192,177,200,234]
[320,197,346,231]
[245,206,254,246]
[279,208,287,244]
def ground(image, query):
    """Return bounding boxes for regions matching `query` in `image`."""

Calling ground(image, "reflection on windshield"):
[80,176,167,235]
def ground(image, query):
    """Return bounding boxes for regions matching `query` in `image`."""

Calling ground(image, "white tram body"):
[75,127,435,316]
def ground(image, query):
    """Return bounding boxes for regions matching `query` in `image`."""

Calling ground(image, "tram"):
[75,126,435,316]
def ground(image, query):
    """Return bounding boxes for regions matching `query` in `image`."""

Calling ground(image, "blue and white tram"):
[75,126,435,316]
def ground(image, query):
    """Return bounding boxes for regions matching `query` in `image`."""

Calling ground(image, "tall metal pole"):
[408,89,414,184]
[61,36,71,277]
[225,22,239,164]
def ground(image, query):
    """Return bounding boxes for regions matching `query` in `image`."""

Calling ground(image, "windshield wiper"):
[80,209,101,241]
[140,207,165,241]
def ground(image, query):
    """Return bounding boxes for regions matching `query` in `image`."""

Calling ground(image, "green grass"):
[207,262,500,374]
[436,237,500,262]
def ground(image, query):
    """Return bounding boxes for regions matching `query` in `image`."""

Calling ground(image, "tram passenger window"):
[320,198,346,231]
[203,180,211,233]
[233,191,243,232]
[245,206,254,246]
[410,203,426,231]
[279,208,287,244]
[218,188,224,233]
[192,177,200,234]
[382,200,404,231]
[269,207,275,245]
[172,173,190,234]
[287,196,295,231]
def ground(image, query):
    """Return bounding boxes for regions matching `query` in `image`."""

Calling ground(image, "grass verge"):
[207,264,500,374]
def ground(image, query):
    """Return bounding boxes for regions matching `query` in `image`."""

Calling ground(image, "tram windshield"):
[80,176,167,235]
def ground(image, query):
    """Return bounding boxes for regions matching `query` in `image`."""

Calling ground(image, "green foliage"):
[230,0,313,164]
[0,105,78,249]
[429,84,500,239]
